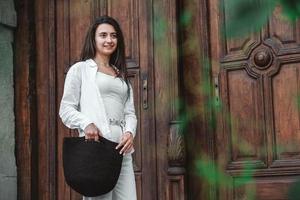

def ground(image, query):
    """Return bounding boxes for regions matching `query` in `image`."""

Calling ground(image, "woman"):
[59,16,137,200]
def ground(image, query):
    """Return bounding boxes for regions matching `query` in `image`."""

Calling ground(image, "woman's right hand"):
[84,123,102,141]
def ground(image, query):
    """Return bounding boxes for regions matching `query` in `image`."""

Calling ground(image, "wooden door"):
[181,0,300,199]
[55,1,156,200]
[214,2,300,199]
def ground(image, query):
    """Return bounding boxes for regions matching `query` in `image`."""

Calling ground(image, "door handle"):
[142,75,148,109]
[214,75,220,107]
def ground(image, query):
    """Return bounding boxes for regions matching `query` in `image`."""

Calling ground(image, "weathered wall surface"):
[0,0,17,199]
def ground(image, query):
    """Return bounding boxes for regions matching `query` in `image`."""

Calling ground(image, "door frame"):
[179,0,217,199]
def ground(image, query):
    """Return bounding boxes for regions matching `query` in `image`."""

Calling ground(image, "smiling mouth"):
[104,45,114,48]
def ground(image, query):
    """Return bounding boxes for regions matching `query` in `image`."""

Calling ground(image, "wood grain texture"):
[15,0,38,199]
[166,176,185,200]
[233,176,299,200]
[34,0,57,198]
[272,64,300,160]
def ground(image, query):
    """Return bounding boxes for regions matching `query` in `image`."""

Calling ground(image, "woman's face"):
[94,23,118,57]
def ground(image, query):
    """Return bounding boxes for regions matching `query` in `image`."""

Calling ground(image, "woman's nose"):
[106,36,113,42]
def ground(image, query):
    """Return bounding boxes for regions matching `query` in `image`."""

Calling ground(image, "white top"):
[96,71,128,120]
[96,71,131,144]
[59,59,137,142]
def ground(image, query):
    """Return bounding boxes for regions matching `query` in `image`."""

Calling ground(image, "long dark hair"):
[80,16,130,94]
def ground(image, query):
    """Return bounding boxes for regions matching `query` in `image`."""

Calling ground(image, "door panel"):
[226,69,264,165]
[272,64,300,160]
[232,176,298,200]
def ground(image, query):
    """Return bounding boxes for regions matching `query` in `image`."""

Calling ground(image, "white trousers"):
[83,154,137,200]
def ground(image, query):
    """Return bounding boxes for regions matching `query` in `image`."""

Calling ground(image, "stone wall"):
[0,0,17,199]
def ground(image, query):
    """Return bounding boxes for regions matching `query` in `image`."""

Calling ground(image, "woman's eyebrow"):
[98,31,117,34]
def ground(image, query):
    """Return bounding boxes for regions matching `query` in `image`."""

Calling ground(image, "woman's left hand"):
[116,132,134,155]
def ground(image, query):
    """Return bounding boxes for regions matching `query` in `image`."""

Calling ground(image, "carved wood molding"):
[168,121,185,166]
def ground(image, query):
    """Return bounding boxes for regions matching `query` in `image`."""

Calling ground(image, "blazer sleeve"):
[123,83,137,137]
[59,63,93,131]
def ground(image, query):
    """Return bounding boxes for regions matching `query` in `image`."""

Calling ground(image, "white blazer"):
[59,59,137,140]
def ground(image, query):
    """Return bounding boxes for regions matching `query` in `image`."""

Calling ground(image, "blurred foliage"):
[196,158,254,188]
[225,0,276,38]
[225,0,300,38]
[179,9,192,27]
[288,179,300,200]
[280,0,300,21]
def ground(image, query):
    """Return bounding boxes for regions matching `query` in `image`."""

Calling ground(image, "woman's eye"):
[99,33,107,38]
[111,34,117,39]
